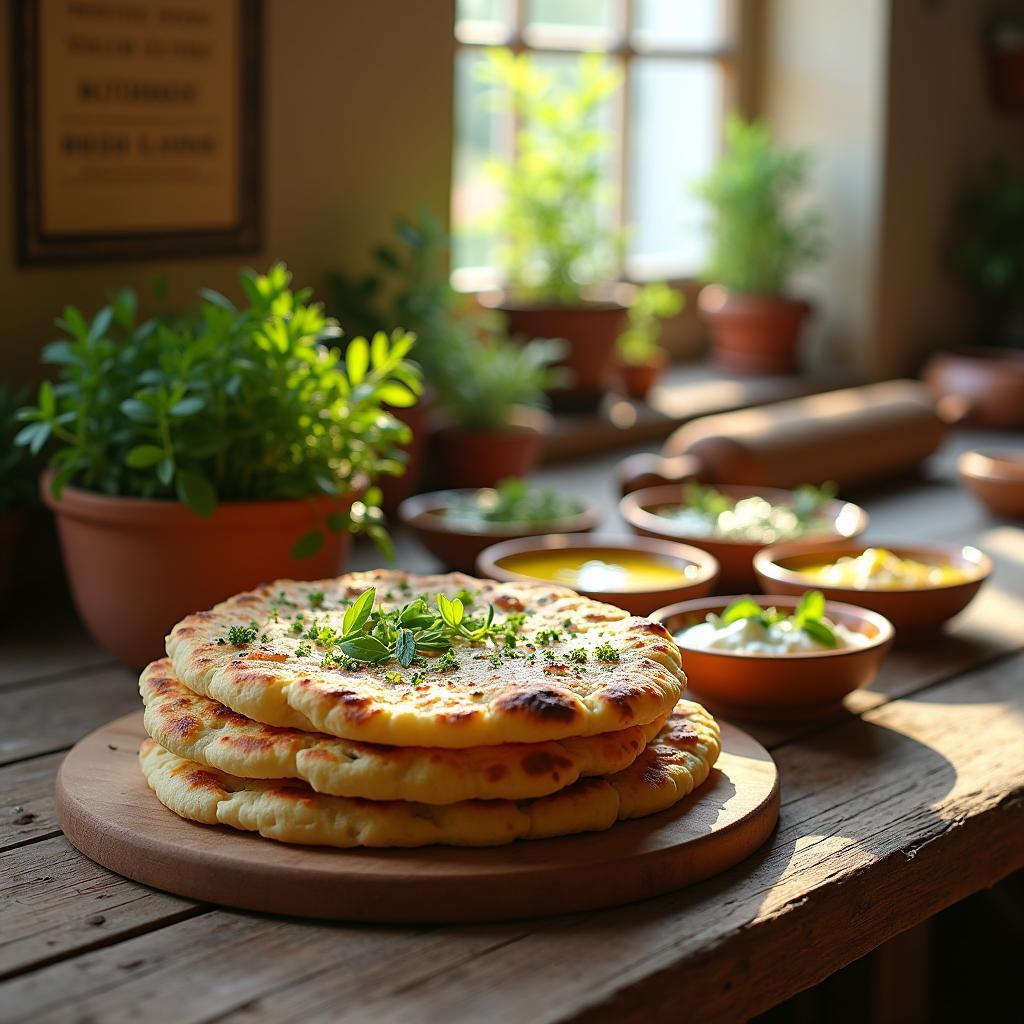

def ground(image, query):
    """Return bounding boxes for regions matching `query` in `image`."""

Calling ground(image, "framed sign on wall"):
[12,0,261,264]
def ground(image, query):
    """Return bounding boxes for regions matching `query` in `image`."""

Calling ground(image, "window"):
[452,0,745,290]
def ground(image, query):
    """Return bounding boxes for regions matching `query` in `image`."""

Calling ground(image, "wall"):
[0,0,455,386]
[763,0,1024,378]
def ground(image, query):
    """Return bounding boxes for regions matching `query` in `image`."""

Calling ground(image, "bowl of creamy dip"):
[651,594,894,720]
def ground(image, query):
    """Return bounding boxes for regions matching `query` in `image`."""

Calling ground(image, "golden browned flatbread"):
[166,571,685,748]
[141,659,666,804]
[139,701,721,848]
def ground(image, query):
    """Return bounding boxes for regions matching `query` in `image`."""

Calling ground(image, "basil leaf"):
[794,589,826,625]
[801,619,838,649]
[395,628,416,667]
[343,588,376,636]
[720,597,763,625]
[175,469,217,518]
[339,634,391,664]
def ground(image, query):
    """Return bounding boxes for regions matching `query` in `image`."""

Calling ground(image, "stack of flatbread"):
[139,570,721,848]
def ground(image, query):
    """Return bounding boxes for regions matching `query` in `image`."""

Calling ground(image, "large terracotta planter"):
[432,408,550,490]
[0,510,25,608]
[986,30,1024,111]
[922,348,1024,429]
[42,477,358,667]
[491,291,629,410]
[698,285,811,375]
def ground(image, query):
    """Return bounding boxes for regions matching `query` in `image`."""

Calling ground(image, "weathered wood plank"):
[0,836,202,982]
[0,752,64,851]
[3,655,1019,1023]
[0,666,138,766]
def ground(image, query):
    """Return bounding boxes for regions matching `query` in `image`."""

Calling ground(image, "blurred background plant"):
[953,160,1024,348]
[696,116,824,296]
[479,48,622,304]
[0,385,36,517]
[617,282,685,367]
[16,264,419,551]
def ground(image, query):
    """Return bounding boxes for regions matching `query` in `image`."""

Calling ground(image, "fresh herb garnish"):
[308,590,325,609]
[567,648,588,664]
[594,642,620,662]
[445,478,584,530]
[718,591,837,648]
[217,621,260,646]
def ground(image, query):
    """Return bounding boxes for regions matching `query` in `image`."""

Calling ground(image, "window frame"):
[452,0,756,291]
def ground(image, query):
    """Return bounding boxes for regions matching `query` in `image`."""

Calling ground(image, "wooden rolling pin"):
[618,380,947,495]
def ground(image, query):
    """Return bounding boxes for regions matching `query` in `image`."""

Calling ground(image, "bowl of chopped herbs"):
[398,478,599,572]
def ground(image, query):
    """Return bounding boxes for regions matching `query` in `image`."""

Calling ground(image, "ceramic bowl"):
[652,595,894,721]
[753,540,992,633]
[398,490,600,573]
[958,450,1024,519]
[619,484,869,591]
[476,534,719,616]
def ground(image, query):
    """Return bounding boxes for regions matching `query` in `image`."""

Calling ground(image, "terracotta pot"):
[651,595,894,722]
[618,349,668,402]
[42,476,358,667]
[921,348,1024,429]
[490,291,630,410]
[0,510,25,608]
[378,396,432,514]
[398,489,600,572]
[432,408,550,490]
[698,285,811,375]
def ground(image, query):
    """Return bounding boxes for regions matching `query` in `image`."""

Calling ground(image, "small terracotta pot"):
[620,484,869,592]
[398,489,600,572]
[476,534,719,617]
[490,290,630,410]
[618,349,668,402]
[921,348,1024,429]
[0,510,25,608]
[378,396,432,514]
[651,595,894,721]
[42,476,358,667]
[698,285,811,375]
[958,450,1024,519]
[432,408,550,490]
[753,539,992,636]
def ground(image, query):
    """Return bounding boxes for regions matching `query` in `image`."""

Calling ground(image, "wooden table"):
[2,429,1022,1023]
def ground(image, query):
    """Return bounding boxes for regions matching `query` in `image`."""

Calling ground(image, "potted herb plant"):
[0,386,36,606]
[694,117,824,375]
[16,264,421,666]
[923,162,1024,428]
[479,49,627,409]
[616,282,684,401]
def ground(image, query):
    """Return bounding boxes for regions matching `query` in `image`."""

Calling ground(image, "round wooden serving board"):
[57,711,779,923]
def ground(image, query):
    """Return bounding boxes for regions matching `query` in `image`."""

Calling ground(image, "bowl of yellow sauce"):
[754,541,992,634]
[476,535,720,616]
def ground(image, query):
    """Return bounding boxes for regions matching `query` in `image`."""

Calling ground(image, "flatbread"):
[166,571,685,748]
[141,659,666,804]
[139,700,721,848]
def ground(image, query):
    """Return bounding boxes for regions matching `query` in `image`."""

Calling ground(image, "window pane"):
[633,0,728,50]
[456,0,511,26]
[452,49,509,272]
[526,0,615,31]
[627,58,722,277]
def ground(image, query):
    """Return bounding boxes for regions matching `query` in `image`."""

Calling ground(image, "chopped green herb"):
[217,621,260,646]
[594,642,620,662]
[567,648,588,665]
[295,642,312,658]
[435,651,460,672]
[308,590,325,609]
[535,628,562,645]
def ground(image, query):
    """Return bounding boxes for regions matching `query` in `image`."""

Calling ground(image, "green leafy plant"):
[445,477,584,528]
[480,48,622,304]
[329,209,563,432]
[695,116,824,295]
[616,283,684,366]
[718,591,837,648]
[16,264,421,554]
[0,386,36,517]
[954,161,1024,345]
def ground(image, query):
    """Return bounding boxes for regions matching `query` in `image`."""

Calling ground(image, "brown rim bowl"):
[652,595,894,721]
[958,450,1024,518]
[753,540,992,634]
[475,534,720,616]
[619,484,869,591]
[398,490,600,573]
